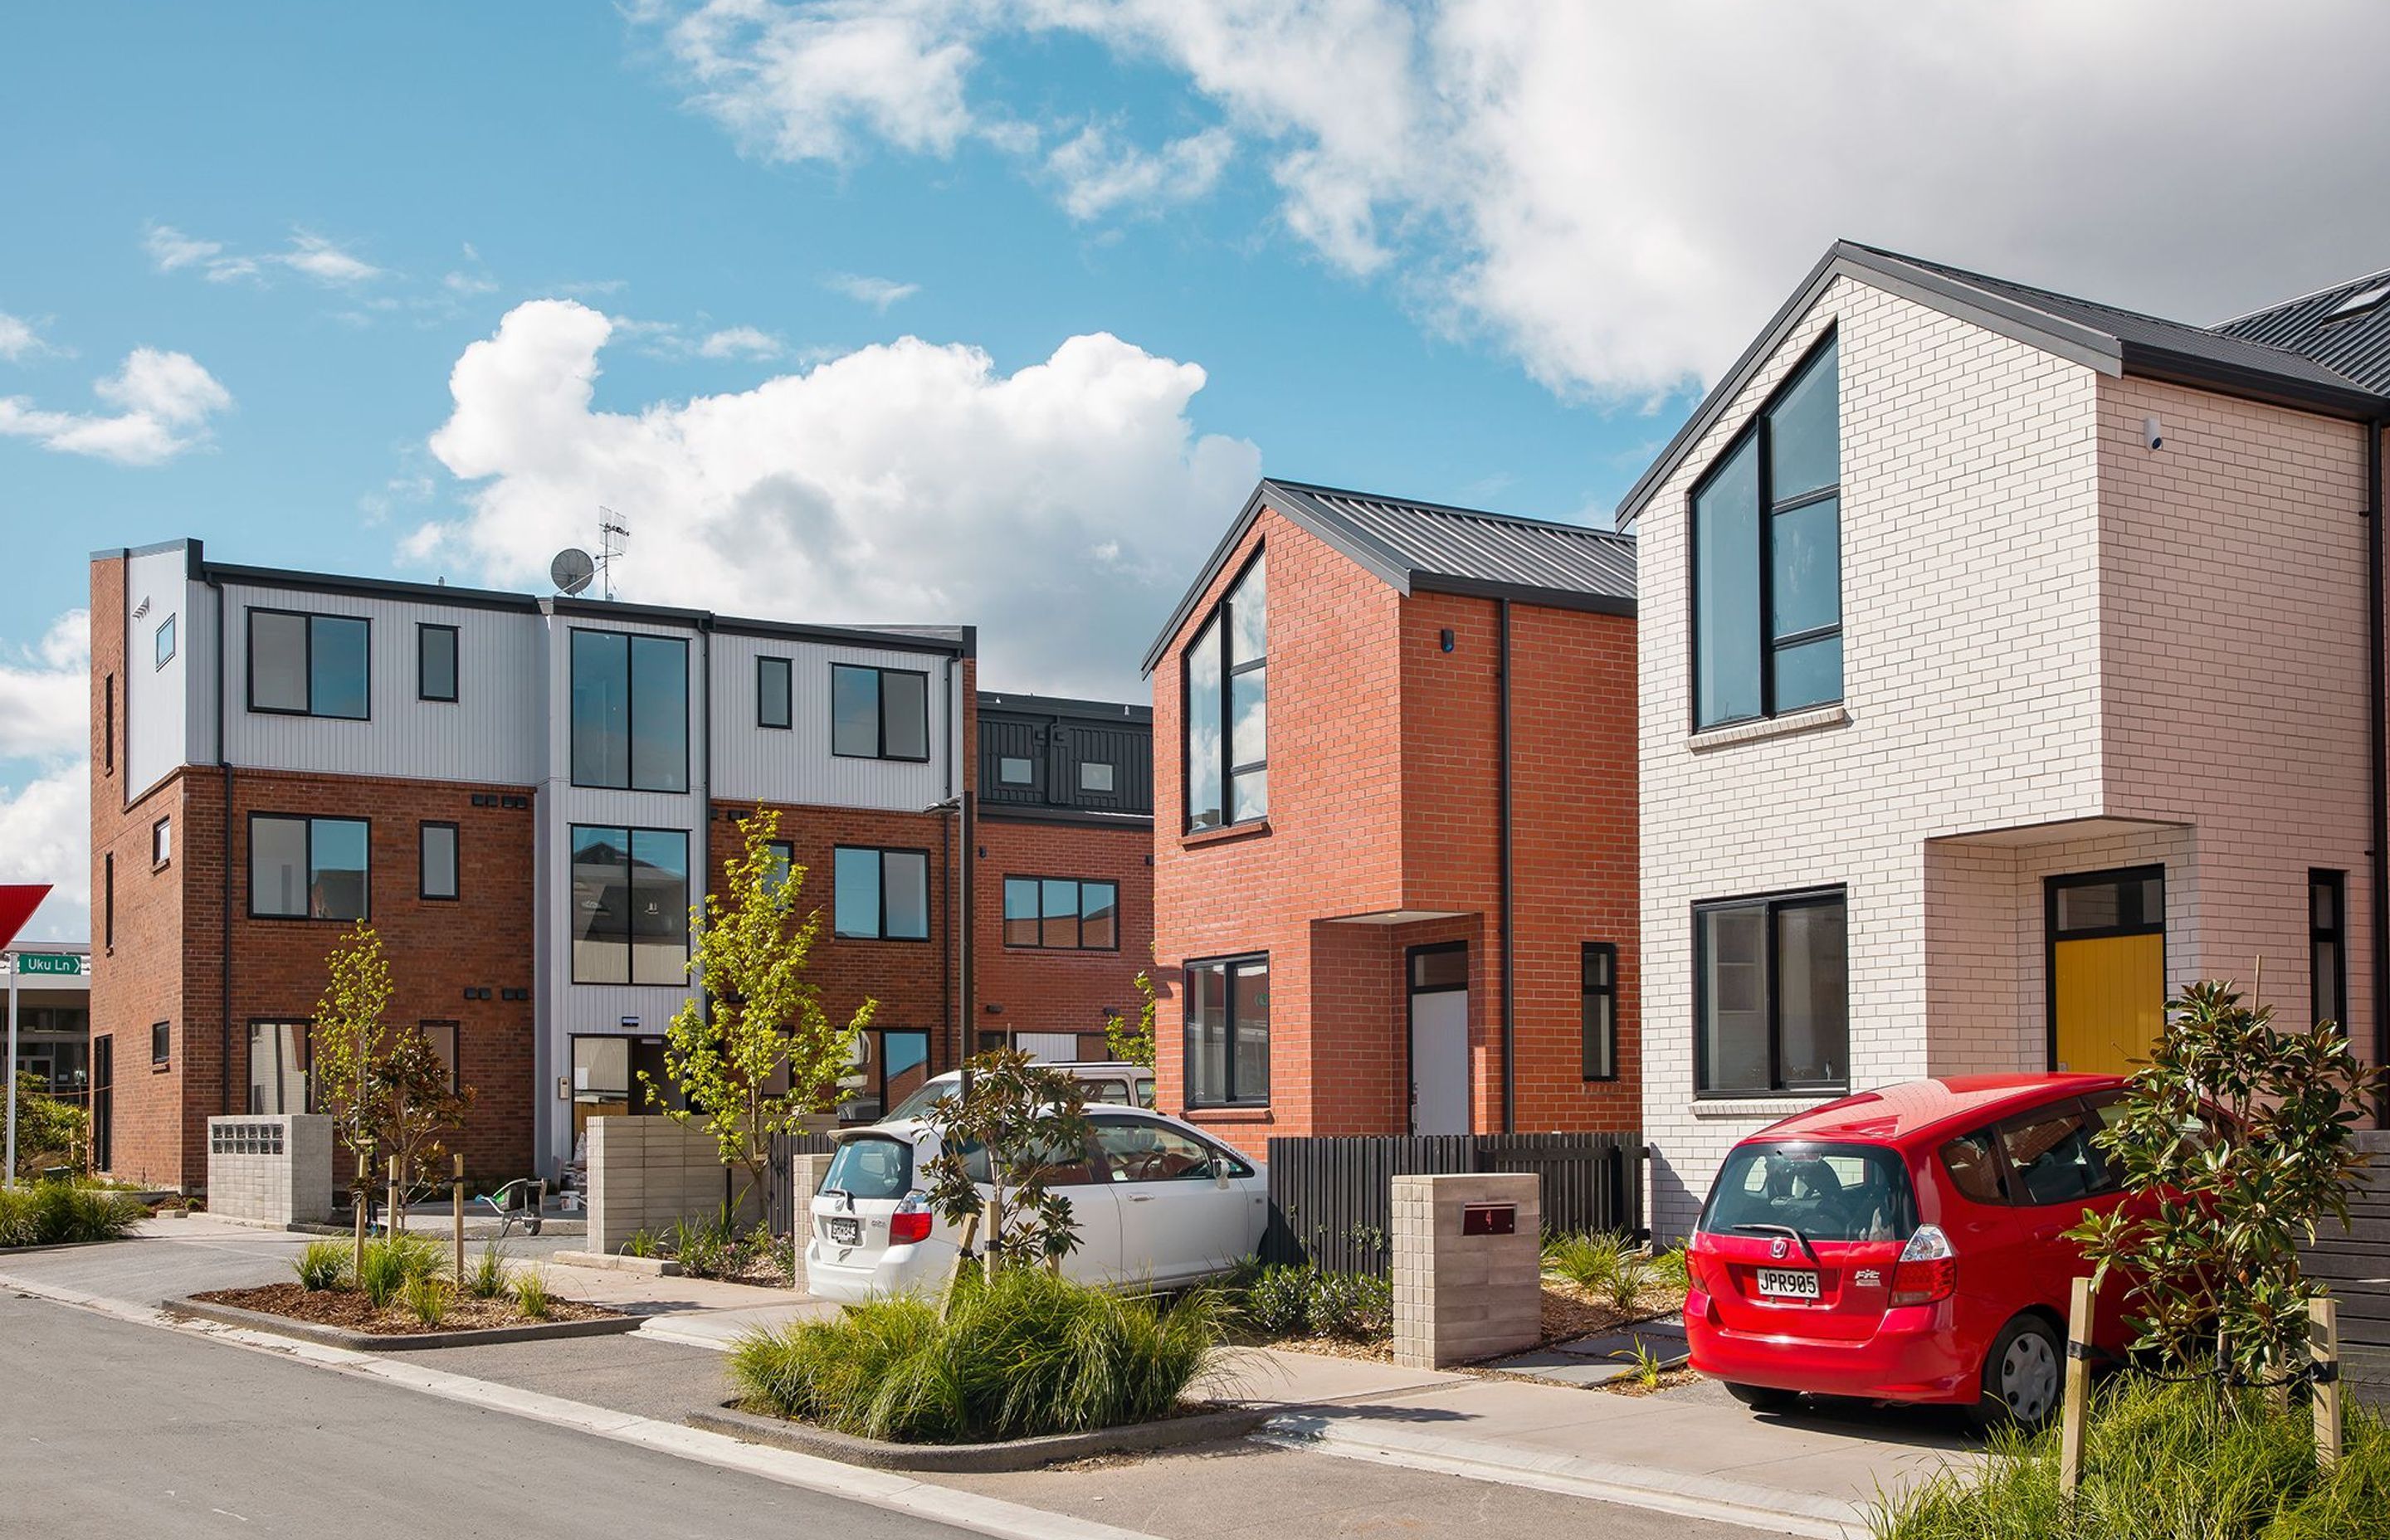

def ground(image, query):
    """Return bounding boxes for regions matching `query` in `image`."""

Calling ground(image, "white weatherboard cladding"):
[120,549,193,802]
[215,583,544,785]
[709,631,963,811]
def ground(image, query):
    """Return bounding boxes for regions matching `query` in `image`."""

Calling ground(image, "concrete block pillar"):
[1392,1172,1542,1369]
[790,1152,835,1228]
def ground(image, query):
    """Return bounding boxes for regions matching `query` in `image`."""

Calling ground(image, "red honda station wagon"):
[1685,1074,2151,1429]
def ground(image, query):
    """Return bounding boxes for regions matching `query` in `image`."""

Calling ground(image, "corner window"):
[420,821,459,901]
[757,655,793,730]
[831,664,931,762]
[2312,870,2347,1029]
[1582,942,1617,1081]
[569,826,690,985]
[154,613,177,670]
[833,846,930,941]
[1183,550,1266,831]
[249,608,370,719]
[417,623,458,703]
[570,630,690,792]
[151,816,172,869]
[1695,888,1846,1095]
[1692,334,1841,729]
[1002,876,1119,950]
[246,1022,310,1114]
[1184,954,1268,1108]
[151,1021,170,1068]
[250,814,370,921]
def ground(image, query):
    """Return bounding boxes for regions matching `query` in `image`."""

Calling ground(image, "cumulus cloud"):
[1047,124,1234,222]
[0,610,90,944]
[823,272,920,310]
[0,348,232,465]
[637,1,2390,398]
[414,300,1258,696]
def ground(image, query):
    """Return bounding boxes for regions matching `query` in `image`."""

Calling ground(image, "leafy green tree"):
[10,1071,88,1177]
[646,811,876,1210]
[1103,967,1158,1070]
[921,1048,1093,1271]
[2070,978,2380,1391]
[311,924,473,1233]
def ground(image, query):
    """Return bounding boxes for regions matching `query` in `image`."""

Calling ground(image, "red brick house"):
[1144,480,1639,1156]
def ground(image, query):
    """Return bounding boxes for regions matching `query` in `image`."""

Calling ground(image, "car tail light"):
[889,1194,934,1246]
[1890,1224,1956,1306]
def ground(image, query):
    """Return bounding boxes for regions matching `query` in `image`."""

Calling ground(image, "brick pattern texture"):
[973,813,1158,1055]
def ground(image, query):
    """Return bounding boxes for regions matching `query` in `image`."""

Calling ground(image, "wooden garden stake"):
[982,1196,1001,1284]
[353,1148,368,1270]
[451,1153,466,1284]
[940,1209,981,1320]
[388,1154,402,1236]
[2058,1274,2096,1497]
[2311,1296,2342,1471]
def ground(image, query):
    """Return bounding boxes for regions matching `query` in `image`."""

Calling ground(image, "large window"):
[1002,876,1119,950]
[418,623,458,703]
[1582,942,1618,1081]
[1695,889,1846,1095]
[246,1021,310,1114]
[570,630,689,792]
[250,608,370,719]
[834,846,930,941]
[250,814,370,921]
[757,655,792,730]
[1183,551,1267,831]
[1692,334,1841,729]
[1184,954,1269,1108]
[2313,870,2347,1029]
[831,664,931,762]
[570,826,690,984]
[420,821,459,901]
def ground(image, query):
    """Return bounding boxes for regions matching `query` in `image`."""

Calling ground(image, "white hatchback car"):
[805,1107,1268,1303]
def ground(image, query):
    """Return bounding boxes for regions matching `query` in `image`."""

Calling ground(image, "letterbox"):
[1461,1202,1516,1236]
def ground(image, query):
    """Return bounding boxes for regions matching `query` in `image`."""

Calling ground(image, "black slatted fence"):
[2307,1132,2390,1406]
[1262,1132,1644,1274]
[766,1131,841,1235]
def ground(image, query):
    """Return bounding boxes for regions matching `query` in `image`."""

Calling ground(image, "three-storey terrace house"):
[1623,242,2390,1237]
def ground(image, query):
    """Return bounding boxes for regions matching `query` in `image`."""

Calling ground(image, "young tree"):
[1103,967,1158,1070]
[920,1048,1094,1272]
[311,924,473,1238]
[647,811,876,1210]
[2070,977,2380,1393]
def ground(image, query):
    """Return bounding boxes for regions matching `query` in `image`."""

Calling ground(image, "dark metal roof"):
[978,690,1152,724]
[2214,267,2390,395]
[1142,477,1636,676]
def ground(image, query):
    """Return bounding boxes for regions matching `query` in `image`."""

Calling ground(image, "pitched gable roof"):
[1617,241,2390,526]
[1139,478,1636,676]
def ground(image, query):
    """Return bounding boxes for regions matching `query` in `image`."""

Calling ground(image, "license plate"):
[825,1216,861,1245]
[1757,1268,1820,1300]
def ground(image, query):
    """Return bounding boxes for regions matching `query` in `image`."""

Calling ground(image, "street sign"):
[13,953,80,977]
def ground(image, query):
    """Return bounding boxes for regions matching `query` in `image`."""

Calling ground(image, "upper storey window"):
[571,630,690,792]
[250,609,370,719]
[832,664,931,762]
[1184,550,1266,831]
[1692,334,1841,730]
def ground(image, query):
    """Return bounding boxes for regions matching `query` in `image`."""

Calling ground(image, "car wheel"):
[1723,1381,1799,1413]
[1972,1314,2063,1432]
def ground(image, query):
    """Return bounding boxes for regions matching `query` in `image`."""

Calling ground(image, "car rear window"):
[822,1135,914,1201]
[1700,1143,1918,1243]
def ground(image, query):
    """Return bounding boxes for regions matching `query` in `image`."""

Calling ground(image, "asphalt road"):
[0,1293,976,1540]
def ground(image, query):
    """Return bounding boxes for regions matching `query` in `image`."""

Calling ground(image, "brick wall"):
[973,813,1157,1054]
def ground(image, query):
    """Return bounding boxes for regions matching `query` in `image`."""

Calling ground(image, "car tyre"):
[1723,1381,1800,1414]
[1971,1313,2064,1433]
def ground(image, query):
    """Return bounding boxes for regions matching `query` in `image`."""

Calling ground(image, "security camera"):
[2143,415,2163,451]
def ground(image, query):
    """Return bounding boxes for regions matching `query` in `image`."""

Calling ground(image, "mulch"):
[1247,1279,1689,1366]
[191,1282,619,1335]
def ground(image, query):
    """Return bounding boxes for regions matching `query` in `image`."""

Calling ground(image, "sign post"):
[0,885,59,1192]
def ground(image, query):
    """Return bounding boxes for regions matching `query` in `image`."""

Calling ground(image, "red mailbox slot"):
[1461,1202,1516,1236]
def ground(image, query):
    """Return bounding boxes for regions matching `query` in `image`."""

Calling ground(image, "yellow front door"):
[2051,932,2164,1076]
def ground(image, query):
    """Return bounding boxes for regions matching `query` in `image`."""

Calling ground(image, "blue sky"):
[7,2,2390,941]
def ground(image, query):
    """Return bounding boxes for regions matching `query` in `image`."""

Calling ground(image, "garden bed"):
[691,1399,1264,1473]
[176,1287,636,1351]
[1238,1274,1686,1366]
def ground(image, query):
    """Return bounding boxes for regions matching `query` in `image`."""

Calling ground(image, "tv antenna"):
[597,510,631,601]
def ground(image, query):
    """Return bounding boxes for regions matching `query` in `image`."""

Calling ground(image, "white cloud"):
[416,299,1258,696]
[0,348,232,465]
[445,270,500,297]
[0,610,87,761]
[696,324,786,360]
[0,312,59,363]
[823,273,920,310]
[276,231,384,285]
[144,222,225,273]
[147,222,386,287]
[0,609,90,945]
[1046,124,1234,221]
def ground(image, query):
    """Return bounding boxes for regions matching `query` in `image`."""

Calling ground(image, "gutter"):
[2369,421,2387,1126]
[1498,599,1516,1135]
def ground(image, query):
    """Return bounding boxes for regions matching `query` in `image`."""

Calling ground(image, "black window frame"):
[246,811,373,923]
[420,820,460,902]
[102,851,114,951]
[1183,951,1270,1109]
[246,606,372,721]
[567,824,693,986]
[757,655,793,730]
[150,1020,170,1070]
[417,622,459,704]
[764,838,795,894]
[1181,548,1267,833]
[154,612,177,670]
[1079,760,1115,793]
[1689,330,1842,732]
[997,754,1034,787]
[568,627,691,792]
[830,663,933,763]
[1693,885,1848,1097]
[1000,875,1121,952]
[420,1020,461,1094]
[2311,868,2348,1030]
[102,672,114,773]
[1581,941,1619,1082]
[832,845,934,942]
[2042,863,2166,1070]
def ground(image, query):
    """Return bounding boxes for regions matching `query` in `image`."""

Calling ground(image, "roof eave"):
[1410,573,1636,617]
[2117,341,2390,422]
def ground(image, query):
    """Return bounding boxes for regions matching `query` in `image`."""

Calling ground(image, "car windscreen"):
[1699,1143,1918,1245]
[822,1135,915,1202]
[884,1075,958,1123]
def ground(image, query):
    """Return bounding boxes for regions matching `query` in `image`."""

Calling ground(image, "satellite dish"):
[550,548,596,596]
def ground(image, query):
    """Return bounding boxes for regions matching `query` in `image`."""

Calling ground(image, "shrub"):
[293,1240,352,1292]
[1307,1270,1393,1342]
[729,1267,1227,1444]
[621,1228,659,1259]
[1243,1265,1314,1336]
[1871,1375,2388,1540]
[512,1268,554,1321]
[465,1245,510,1300]
[1604,1254,1654,1316]
[671,1206,756,1279]
[1543,1231,1630,1294]
[357,1232,445,1309]
[1651,1246,1690,1292]
[402,1273,451,1328]
[0,1182,147,1247]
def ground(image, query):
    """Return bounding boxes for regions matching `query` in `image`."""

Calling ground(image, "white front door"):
[1410,989,1471,1135]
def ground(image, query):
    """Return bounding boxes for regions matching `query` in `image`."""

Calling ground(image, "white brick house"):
[1622,242,2390,1237]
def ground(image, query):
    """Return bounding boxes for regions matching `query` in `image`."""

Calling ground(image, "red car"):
[1685,1074,2153,1429]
